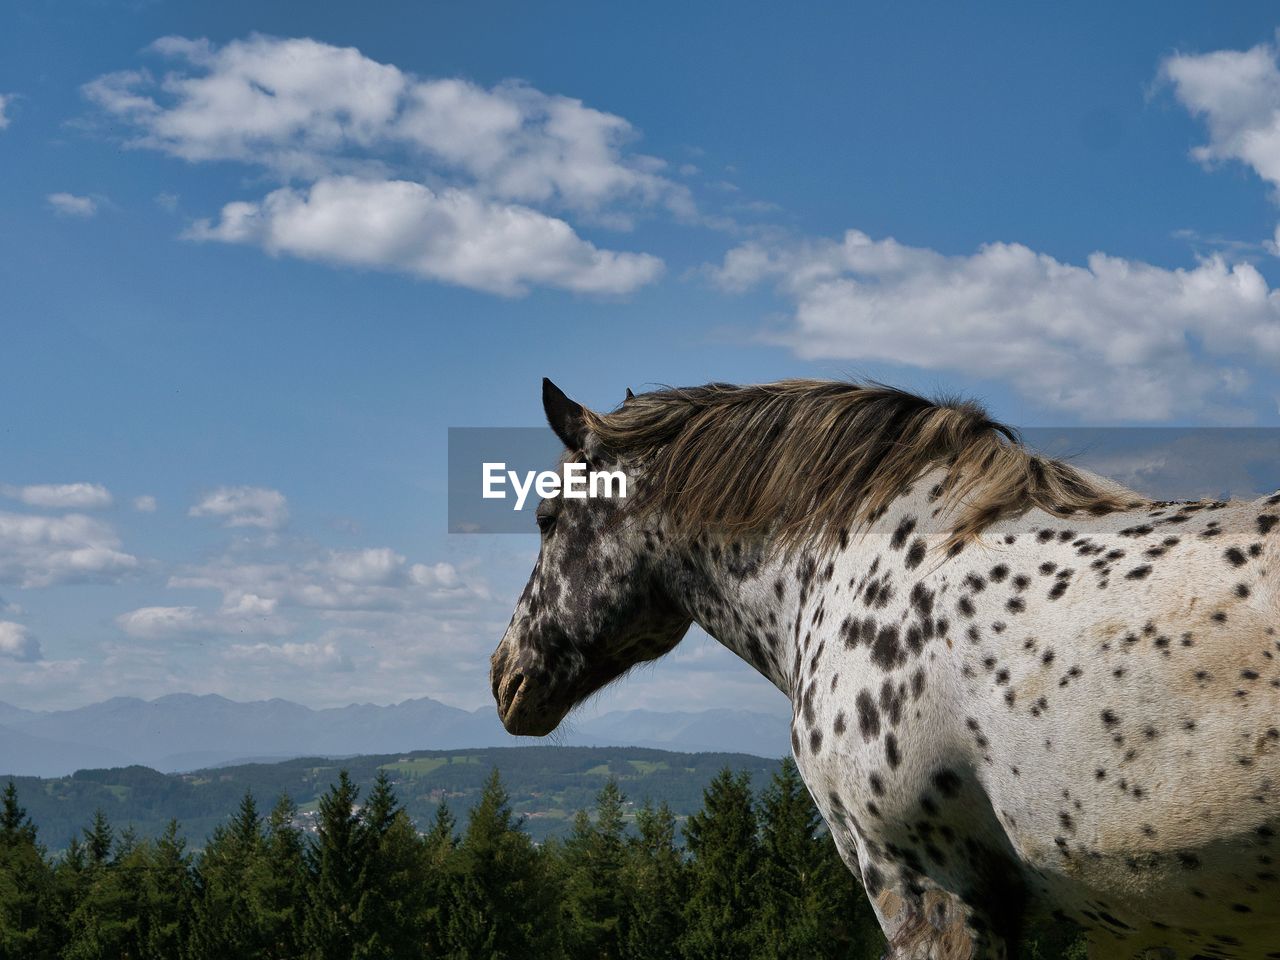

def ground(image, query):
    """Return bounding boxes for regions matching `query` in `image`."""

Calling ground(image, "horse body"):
[766,479,1280,959]
[492,379,1280,959]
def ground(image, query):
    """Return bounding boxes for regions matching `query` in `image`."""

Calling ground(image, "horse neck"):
[659,477,944,703]
[660,527,836,700]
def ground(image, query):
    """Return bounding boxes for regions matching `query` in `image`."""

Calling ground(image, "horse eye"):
[536,513,556,535]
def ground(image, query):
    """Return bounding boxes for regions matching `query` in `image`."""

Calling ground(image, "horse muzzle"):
[490,647,571,737]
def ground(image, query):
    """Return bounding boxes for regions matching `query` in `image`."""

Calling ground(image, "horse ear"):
[543,378,587,449]
[625,387,635,401]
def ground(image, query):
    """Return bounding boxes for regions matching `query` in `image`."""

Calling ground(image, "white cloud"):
[1161,41,1280,192]
[115,599,287,640]
[1161,38,1280,261]
[47,193,99,218]
[713,229,1280,420]
[0,622,41,662]
[397,78,690,219]
[0,94,12,130]
[409,561,459,589]
[85,35,689,217]
[0,657,86,705]
[189,486,288,530]
[90,532,782,713]
[112,536,488,699]
[133,495,157,513]
[227,640,351,671]
[84,36,412,179]
[187,176,663,296]
[115,606,207,639]
[1,483,113,509]
[319,547,403,585]
[82,34,684,297]
[168,549,474,614]
[0,512,137,588]
[0,476,507,706]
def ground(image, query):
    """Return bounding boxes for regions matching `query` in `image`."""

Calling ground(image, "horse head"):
[489,379,691,736]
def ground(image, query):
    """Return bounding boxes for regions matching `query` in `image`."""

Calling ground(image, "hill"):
[0,693,791,775]
[8,745,786,850]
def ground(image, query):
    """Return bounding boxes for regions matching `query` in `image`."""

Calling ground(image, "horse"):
[490,377,1280,960]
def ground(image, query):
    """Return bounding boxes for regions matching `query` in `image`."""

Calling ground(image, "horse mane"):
[582,379,1147,549]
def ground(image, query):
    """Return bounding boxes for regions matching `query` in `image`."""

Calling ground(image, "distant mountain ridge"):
[0,693,791,776]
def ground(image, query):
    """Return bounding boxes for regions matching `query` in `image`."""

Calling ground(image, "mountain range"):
[0,694,792,776]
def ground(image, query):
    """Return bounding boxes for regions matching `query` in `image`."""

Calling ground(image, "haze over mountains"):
[0,694,791,777]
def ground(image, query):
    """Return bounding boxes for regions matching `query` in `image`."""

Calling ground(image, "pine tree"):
[109,836,150,956]
[83,811,114,869]
[752,758,836,959]
[425,802,456,854]
[246,794,306,959]
[681,768,760,960]
[188,790,266,959]
[445,768,564,959]
[115,826,140,859]
[229,792,264,855]
[54,834,87,926]
[563,779,628,960]
[352,772,426,959]
[302,771,366,960]
[622,801,685,960]
[141,821,192,960]
[62,810,140,960]
[0,781,58,959]
[0,783,36,848]
[422,802,457,957]
[813,828,885,960]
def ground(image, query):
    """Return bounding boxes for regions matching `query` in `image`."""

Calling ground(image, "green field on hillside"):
[9,746,783,850]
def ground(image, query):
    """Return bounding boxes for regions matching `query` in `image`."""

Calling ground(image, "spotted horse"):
[490,378,1280,960]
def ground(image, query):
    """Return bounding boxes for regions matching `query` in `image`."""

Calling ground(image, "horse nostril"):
[490,648,510,698]
[499,671,526,715]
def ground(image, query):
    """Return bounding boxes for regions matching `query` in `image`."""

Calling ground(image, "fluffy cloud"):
[114,606,207,639]
[97,529,772,712]
[47,193,98,218]
[318,547,404,585]
[1162,39,1280,257]
[113,535,487,704]
[0,512,137,588]
[1,483,113,509]
[1161,41,1280,190]
[227,640,351,671]
[133,495,157,513]
[396,78,688,220]
[83,34,680,296]
[0,94,12,130]
[189,486,288,530]
[86,35,406,177]
[0,622,41,662]
[115,600,287,640]
[168,548,474,615]
[188,176,662,296]
[85,35,688,216]
[713,230,1280,420]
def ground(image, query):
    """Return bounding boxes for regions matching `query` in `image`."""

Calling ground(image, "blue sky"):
[5,1,1280,714]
